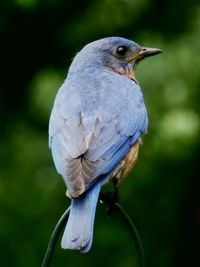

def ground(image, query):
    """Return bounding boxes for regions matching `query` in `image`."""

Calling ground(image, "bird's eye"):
[115,46,128,57]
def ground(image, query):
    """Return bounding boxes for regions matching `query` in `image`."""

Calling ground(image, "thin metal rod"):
[41,194,145,267]
[41,206,70,267]
[114,202,145,267]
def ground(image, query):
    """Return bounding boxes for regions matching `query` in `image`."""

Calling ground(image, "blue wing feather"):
[101,138,131,175]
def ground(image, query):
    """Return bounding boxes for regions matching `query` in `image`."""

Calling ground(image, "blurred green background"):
[0,0,200,266]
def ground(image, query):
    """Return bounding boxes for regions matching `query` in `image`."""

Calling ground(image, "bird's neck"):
[105,66,138,85]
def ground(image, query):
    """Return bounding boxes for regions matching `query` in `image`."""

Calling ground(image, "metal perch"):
[42,192,145,267]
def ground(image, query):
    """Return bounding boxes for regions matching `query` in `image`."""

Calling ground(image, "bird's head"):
[69,37,162,83]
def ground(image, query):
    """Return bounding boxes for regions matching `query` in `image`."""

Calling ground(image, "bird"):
[49,36,161,253]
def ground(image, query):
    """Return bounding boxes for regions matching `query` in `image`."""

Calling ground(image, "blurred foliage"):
[0,0,200,266]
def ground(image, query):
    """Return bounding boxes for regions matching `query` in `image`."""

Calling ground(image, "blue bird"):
[49,37,161,253]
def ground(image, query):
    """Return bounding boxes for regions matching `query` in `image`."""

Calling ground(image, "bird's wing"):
[49,70,148,197]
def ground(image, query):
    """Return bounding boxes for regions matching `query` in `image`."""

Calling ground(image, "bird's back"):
[49,66,147,197]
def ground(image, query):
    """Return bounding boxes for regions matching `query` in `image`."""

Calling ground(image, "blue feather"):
[102,138,131,175]
[61,178,106,252]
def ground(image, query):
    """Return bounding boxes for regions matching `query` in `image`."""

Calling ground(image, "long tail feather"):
[61,181,101,253]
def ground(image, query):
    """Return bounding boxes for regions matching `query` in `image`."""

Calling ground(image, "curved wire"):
[41,206,70,267]
[114,202,145,267]
[100,191,145,267]
[41,194,145,267]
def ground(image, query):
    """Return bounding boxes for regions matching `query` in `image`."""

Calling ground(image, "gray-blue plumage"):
[49,37,160,252]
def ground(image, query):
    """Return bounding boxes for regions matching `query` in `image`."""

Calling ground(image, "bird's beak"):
[128,47,162,62]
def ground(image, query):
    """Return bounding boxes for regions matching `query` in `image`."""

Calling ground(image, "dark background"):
[1,0,200,266]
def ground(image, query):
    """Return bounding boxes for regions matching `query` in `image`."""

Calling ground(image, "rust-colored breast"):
[110,140,140,186]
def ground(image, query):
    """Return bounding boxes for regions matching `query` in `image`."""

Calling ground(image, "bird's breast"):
[110,139,141,185]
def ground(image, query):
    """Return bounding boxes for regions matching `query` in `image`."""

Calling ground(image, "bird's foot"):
[99,187,119,216]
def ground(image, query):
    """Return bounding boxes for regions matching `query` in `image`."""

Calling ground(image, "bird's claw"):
[99,188,119,216]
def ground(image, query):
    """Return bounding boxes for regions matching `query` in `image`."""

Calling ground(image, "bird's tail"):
[61,181,101,253]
